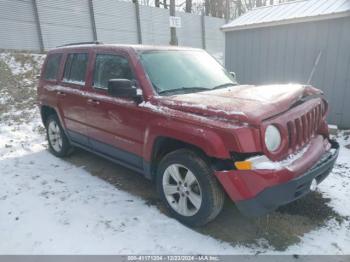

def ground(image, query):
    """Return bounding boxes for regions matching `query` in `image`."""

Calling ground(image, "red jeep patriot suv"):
[38,43,339,226]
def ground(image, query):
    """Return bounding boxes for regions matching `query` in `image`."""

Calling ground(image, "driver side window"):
[93,54,134,89]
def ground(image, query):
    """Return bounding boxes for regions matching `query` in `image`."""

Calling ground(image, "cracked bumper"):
[215,138,339,217]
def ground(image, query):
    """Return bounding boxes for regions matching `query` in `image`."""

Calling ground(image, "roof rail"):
[57,41,103,47]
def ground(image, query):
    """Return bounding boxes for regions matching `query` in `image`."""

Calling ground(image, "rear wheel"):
[46,114,72,157]
[157,149,225,226]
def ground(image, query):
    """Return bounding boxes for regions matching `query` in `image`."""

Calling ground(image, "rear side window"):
[44,54,62,81]
[63,53,88,85]
[93,54,134,89]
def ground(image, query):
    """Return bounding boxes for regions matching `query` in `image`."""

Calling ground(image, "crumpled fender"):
[142,118,232,162]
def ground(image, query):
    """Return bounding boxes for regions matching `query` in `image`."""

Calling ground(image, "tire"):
[46,114,72,157]
[156,149,225,227]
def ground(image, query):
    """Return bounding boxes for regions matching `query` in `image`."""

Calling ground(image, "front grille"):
[287,103,323,151]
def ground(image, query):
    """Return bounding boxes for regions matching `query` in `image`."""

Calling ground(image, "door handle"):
[87,98,100,105]
[56,91,66,96]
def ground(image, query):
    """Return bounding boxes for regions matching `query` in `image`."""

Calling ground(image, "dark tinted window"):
[93,54,134,89]
[44,54,62,80]
[63,53,88,85]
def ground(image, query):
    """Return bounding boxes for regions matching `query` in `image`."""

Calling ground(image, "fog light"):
[310,179,317,191]
[235,161,252,170]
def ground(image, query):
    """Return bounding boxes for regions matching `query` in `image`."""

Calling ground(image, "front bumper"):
[215,139,339,217]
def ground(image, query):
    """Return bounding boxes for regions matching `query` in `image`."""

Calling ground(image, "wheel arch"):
[146,135,235,181]
[40,105,67,133]
[40,105,57,126]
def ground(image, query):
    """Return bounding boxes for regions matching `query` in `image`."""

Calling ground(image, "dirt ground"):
[66,147,347,252]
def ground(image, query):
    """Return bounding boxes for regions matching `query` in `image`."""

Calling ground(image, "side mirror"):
[230,71,238,83]
[230,71,236,78]
[107,79,141,101]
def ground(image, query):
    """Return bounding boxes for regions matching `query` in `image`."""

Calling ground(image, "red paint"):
[38,44,333,204]
[215,135,329,201]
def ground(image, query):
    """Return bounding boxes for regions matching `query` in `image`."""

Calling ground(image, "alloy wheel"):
[162,164,202,216]
[48,120,63,152]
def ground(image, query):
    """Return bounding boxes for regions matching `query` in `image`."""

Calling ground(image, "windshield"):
[140,50,237,95]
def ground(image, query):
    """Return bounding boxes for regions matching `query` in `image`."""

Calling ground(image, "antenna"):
[307,50,322,85]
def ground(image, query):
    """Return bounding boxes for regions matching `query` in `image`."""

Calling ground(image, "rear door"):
[56,52,91,147]
[84,51,147,171]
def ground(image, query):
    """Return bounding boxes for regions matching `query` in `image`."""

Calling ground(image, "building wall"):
[225,16,350,128]
[37,0,94,50]
[0,0,226,56]
[0,0,41,51]
[94,0,138,44]
[205,16,226,56]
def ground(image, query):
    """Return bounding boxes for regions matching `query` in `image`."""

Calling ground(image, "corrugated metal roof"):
[222,0,350,31]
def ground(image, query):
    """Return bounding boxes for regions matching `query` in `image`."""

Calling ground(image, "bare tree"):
[225,0,230,20]
[201,0,297,19]
[205,0,210,15]
[236,0,243,16]
[185,0,192,13]
[155,0,160,7]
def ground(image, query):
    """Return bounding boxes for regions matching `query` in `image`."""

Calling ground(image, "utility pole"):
[169,0,178,45]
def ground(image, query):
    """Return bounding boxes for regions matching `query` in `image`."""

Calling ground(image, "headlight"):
[265,125,281,152]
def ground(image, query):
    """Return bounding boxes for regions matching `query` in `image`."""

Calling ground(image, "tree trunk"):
[224,0,230,20]
[270,0,274,5]
[163,0,168,9]
[256,0,262,7]
[248,0,253,9]
[210,0,217,17]
[205,0,210,15]
[236,0,243,16]
[169,0,177,45]
[217,0,224,18]
[185,0,192,13]
[155,0,160,7]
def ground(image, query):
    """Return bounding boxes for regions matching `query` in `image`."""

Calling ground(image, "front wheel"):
[157,149,225,226]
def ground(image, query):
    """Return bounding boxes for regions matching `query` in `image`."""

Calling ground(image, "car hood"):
[157,84,323,126]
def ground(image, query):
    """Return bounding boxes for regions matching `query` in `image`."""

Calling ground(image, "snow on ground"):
[0,110,241,254]
[0,52,350,254]
[0,53,44,76]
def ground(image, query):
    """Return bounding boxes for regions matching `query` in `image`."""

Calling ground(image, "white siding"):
[0,0,226,60]
[37,0,94,50]
[176,11,202,48]
[0,0,40,51]
[93,0,138,44]
[205,16,225,55]
[139,5,169,45]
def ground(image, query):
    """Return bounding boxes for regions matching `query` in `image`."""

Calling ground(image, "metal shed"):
[222,0,350,128]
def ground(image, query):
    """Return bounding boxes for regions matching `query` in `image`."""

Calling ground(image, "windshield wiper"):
[212,82,237,90]
[158,86,209,95]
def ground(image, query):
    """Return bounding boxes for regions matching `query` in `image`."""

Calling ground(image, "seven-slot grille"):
[287,103,323,151]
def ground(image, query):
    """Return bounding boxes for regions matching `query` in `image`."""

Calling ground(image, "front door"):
[85,52,147,171]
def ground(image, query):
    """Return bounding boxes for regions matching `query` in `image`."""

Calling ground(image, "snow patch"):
[139,101,165,114]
